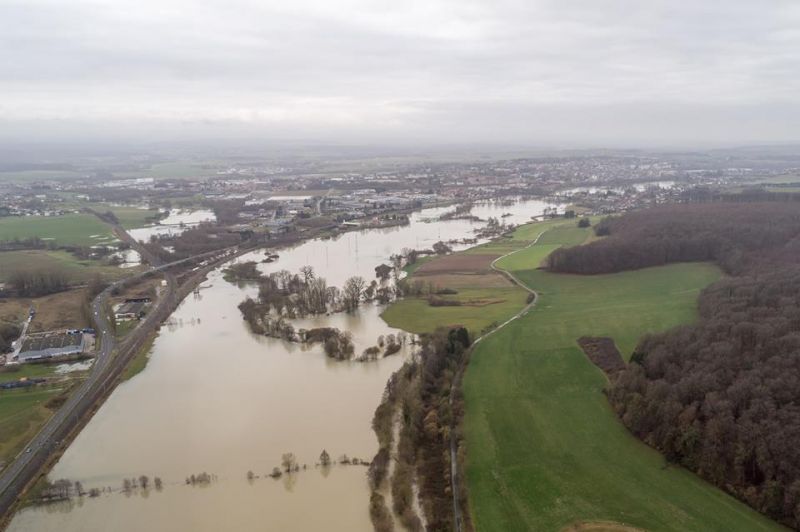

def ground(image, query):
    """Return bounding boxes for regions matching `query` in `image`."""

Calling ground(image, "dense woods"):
[546,202,800,275]
[550,202,800,528]
[7,268,69,297]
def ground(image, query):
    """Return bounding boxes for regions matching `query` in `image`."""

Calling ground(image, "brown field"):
[414,273,513,290]
[577,336,625,375]
[415,253,498,275]
[0,289,90,332]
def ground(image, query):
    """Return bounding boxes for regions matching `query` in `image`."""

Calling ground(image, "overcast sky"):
[2,0,800,147]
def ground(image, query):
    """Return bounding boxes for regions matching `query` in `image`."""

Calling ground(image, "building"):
[115,301,148,321]
[17,331,86,362]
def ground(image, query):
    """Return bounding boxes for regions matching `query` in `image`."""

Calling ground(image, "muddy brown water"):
[8,199,557,531]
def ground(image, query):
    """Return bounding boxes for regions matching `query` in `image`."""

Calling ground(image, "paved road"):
[448,230,548,532]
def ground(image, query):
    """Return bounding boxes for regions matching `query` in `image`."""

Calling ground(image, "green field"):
[91,204,160,229]
[382,286,527,335]
[0,388,59,467]
[0,364,59,385]
[0,250,130,282]
[0,214,114,246]
[462,228,781,530]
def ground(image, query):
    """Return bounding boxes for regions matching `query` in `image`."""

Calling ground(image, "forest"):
[546,202,800,275]
[548,202,800,528]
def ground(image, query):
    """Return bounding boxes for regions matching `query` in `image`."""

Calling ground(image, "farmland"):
[0,250,130,283]
[0,388,60,469]
[462,225,780,531]
[0,214,114,246]
[382,237,534,336]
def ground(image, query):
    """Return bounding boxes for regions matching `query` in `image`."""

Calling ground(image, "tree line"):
[548,201,800,528]
[369,327,473,531]
[546,202,800,275]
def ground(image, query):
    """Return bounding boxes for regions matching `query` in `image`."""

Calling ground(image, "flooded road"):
[8,198,557,532]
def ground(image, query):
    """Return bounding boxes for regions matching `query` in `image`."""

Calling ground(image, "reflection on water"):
[8,198,556,532]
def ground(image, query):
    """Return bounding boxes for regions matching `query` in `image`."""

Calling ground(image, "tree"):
[247,470,255,481]
[375,264,392,282]
[578,217,591,228]
[343,276,366,312]
[282,452,297,473]
[432,241,452,255]
[139,475,149,490]
[320,449,331,466]
[300,265,315,284]
[154,477,163,490]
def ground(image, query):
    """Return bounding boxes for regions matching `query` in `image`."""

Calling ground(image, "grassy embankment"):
[383,219,782,531]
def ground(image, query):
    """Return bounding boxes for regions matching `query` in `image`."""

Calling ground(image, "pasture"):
[463,225,780,531]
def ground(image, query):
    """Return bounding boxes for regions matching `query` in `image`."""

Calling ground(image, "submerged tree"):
[319,449,331,467]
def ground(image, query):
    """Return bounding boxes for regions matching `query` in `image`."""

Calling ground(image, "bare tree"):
[281,452,297,473]
[300,265,315,284]
[343,276,366,312]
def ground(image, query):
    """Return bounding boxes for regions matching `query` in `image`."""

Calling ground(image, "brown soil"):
[577,336,625,375]
[416,253,498,275]
[0,288,90,332]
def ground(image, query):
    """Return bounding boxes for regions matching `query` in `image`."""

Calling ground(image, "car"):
[25,448,31,453]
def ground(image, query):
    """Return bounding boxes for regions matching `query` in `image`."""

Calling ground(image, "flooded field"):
[8,198,557,531]
[127,209,216,243]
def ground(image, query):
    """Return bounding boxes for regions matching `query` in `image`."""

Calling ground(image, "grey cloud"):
[1,0,799,146]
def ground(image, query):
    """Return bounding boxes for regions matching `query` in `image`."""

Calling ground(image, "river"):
[8,198,557,532]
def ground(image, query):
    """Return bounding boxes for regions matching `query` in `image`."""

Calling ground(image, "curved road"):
[448,229,549,532]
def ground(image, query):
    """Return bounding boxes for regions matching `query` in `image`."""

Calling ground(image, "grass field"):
[0,364,60,385]
[0,388,59,468]
[91,204,160,229]
[382,286,527,335]
[463,227,781,531]
[0,250,130,283]
[0,214,114,246]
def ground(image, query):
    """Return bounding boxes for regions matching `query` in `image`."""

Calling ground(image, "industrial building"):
[16,330,86,362]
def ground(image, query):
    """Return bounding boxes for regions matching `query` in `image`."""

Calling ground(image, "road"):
[448,229,548,532]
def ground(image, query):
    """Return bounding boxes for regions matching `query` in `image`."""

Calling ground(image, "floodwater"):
[8,198,557,532]
[558,180,677,196]
[127,209,216,242]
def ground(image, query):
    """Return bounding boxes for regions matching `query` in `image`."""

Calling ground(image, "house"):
[115,301,148,321]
